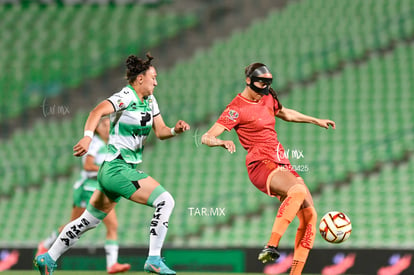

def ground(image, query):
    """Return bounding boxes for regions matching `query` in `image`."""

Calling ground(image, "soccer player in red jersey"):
[202,62,335,275]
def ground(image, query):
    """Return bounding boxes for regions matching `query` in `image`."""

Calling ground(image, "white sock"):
[104,240,119,269]
[148,191,175,256]
[48,209,102,261]
[43,230,58,249]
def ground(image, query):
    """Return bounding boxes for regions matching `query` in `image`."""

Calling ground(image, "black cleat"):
[258,245,280,263]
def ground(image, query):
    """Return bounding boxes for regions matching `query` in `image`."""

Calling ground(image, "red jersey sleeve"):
[216,106,240,131]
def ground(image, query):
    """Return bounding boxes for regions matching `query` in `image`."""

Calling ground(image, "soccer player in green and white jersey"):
[34,53,190,275]
[36,117,131,274]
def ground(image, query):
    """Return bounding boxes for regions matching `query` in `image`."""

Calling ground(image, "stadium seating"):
[0,0,413,249]
[155,0,414,127]
[278,43,414,189]
[0,113,86,196]
[144,41,414,246]
[190,153,414,248]
[0,3,198,121]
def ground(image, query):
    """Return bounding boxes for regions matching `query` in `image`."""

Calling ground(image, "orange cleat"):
[107,262,131,274]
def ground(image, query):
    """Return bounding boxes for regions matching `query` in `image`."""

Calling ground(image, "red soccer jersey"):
[216,93,290,166]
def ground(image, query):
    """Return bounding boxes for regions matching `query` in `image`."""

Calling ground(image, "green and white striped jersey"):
[74,135,107,192]
[106,85,160,164]
[81,135,107,178]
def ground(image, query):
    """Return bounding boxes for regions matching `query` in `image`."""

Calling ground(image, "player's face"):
[252,72,272,89]
[142,66,158,96]
[247,72,273,99]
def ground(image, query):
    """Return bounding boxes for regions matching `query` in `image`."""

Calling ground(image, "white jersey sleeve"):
[107,87,134,112]
[86,136,101,158]
[80,136,107,179]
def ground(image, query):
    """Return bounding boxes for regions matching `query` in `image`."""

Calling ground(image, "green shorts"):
[73,178,98,208]
[97,158,149,203]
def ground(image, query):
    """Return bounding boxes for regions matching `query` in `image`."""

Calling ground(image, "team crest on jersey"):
[117,99,125,108]
[227,109,239,121]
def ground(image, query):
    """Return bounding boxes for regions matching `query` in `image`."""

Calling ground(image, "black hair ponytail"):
[269,87,282,110]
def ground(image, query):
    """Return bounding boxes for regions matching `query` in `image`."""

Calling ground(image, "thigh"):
[268,167,301,196]
[98,160,150,202]
[128,176,160,205]
[270,172,314,208]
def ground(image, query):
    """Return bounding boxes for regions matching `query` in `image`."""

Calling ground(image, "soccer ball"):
[319,211,352,243]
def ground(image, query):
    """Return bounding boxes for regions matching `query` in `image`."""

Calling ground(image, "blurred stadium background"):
[0,0,413,274]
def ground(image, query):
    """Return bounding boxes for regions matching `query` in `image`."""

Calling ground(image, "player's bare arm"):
[73,100,115,157]
[83,155,100,172]
[201,123,236,154]
[276,106,335,129]
[152,115,190,140]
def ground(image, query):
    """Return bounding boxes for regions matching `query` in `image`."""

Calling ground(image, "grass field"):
[0,272,319,275]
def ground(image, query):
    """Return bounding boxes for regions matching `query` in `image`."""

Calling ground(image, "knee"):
[154,191,175,210]
[164,192,175,209]
[287,184,307,201]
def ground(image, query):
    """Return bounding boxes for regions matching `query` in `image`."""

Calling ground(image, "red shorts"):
[247,159,300,196]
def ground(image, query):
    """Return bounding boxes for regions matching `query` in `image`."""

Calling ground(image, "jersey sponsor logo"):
[140,112,151,126]
[227,109,239,121]
[131,127,151,139]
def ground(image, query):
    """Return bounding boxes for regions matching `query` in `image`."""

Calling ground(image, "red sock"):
[291,206,317,274]
[290,260,305,275]
[268,184,307,247]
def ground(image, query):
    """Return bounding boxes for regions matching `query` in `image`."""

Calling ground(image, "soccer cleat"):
[107,262,132,274]
[258,245,280,263]
[144,256,176,275]
[34,253,57,275]
[35,242,48,258]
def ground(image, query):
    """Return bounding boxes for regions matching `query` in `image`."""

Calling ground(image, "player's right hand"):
[73,136,92,157]
[222,140,236,154]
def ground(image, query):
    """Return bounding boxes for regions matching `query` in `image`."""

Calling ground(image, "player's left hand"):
[73,136,92,157]
[174,120,190,134]
[317,119,336,129]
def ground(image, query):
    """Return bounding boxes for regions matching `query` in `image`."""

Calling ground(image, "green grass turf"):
[0,272,320,275]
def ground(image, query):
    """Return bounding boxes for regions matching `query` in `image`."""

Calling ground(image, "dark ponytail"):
[269,87,282,110]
